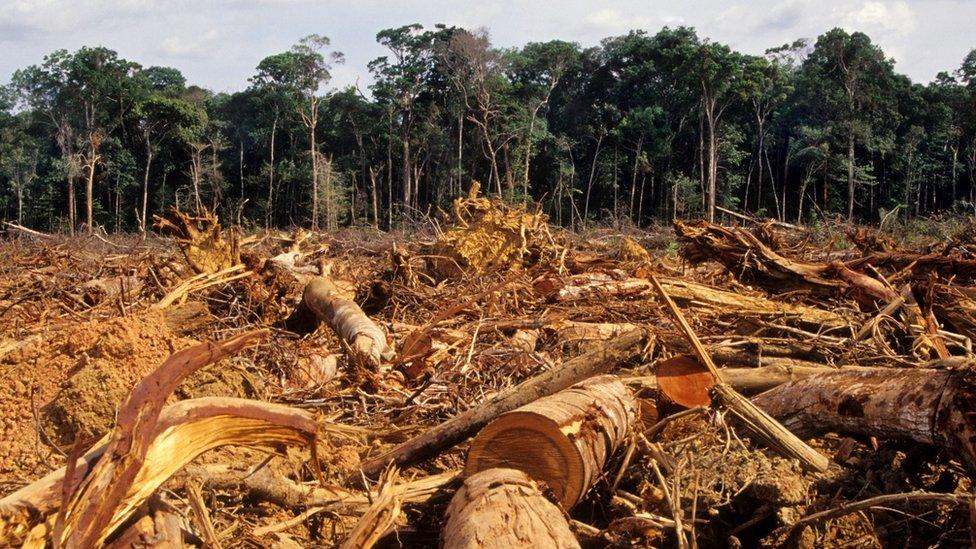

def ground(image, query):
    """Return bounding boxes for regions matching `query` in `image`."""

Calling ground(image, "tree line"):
[0,24,974,234]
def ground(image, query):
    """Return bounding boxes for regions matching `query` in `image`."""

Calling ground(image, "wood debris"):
[4,209,976,547]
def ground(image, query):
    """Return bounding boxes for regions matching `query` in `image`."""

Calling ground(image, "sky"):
[1,0,973,93]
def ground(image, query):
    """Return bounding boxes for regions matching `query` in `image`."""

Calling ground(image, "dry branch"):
[442,468,580,549]
[465,375,637,509]
[648,274,830,472]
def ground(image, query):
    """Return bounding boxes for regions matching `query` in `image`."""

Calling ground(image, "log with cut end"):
[360,328,645,477]
[752,367,976,471]
[303,277,392,369]
[465,375,637,509]
[442,468,580,549]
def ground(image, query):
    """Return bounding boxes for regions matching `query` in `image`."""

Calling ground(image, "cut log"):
[360,328,646,478]
[465,375,637,509]
[656,355,716,408]
[752,367,976,471]
[441,468,580,549]
[303,277,392,370]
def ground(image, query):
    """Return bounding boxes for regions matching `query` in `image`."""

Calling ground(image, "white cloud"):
[583,8,652,34]
[844,0,916,35]
[160,29,221,58]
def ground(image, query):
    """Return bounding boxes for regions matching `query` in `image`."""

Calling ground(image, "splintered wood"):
[5,207,976,547]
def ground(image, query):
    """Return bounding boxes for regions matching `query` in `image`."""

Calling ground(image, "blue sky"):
[1,0,973,92]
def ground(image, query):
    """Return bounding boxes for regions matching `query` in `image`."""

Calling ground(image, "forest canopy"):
[1,24,974,234]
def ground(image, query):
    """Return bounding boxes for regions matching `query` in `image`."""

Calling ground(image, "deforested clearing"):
[2,202,976,547]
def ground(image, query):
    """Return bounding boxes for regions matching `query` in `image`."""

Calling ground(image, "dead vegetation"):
[2,200,976,547]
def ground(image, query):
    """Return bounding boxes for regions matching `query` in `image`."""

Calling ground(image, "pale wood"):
[465,375,637,509]
[442,468,580,549]
[303,277,392,369]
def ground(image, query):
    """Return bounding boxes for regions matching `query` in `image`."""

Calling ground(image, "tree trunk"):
[401,117,412,222]
[360,329,645,477]
[302,277,390,370]
[847,130,855,222]
[84,141,98,234]
[442,468,580,549]
[141,143,152,234]
[753,367,976,472]
[582,134,603,228]
[369,167,380,229]
[466,375,636,509]
[706,106,718,223]
[629,135,643,221]
[267,114,277,228]
[309,102,319,230]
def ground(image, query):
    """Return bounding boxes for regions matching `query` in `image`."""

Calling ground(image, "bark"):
[267,113,277,228]
[582,134,603,227]
[302,277,391,369]
[360,328,646,477]
[141,142,152,234]
[442,468,580,549]
[752,367,976,472]
[466,375,636,509]
[534,271,849,330]
[847,131,856,222]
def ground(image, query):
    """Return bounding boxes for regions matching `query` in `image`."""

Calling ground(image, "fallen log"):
[79,275,143,306]
[465,375,637,509]
[534,271,849,330]
[303,277,392,370]
[752,367,976,471]
[441,468,580,549]
[631,360,858,398]
[360,328,646,478]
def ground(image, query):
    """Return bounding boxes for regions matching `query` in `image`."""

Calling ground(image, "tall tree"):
[800,29,898,221]
[253,35,343,228]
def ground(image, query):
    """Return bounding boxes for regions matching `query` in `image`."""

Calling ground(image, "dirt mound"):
[432,182,552,277]
[0,309,195,480]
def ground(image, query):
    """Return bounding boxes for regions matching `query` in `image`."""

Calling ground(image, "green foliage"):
[0,27,974,232]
